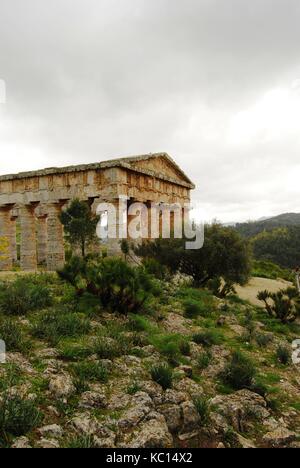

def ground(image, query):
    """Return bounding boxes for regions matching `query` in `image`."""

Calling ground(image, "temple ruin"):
[0,153,195,271]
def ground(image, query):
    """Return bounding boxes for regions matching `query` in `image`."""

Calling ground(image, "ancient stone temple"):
[0,153,195,271]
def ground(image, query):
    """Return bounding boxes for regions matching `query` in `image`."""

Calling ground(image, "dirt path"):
[236,277,293,307]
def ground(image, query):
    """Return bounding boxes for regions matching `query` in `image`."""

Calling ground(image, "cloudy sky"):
[0,0,300,222]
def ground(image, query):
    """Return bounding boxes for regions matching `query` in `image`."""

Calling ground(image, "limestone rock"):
[124,414,173,448]
[181,401,200,432]
[263,427,297,448]
[159,404,182,432]
[38,424,63,438]
[79,391,107,409]
[36,438,60,449]
[49,374,75,399]
[11,437,32,449]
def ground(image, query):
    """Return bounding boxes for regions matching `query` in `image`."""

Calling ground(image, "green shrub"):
[127,381,141,395]
[72,361,108,383]
[255,333,273,348]
[0,319,27,352]
[32,309,91,345]
[58,342,91,361]
[65,435,96,449]
[192,330,222,347]
[193,396,211,426]
[142,258,168,280]
[92,338,121,359]
[0,278,52,316]
[151,364,173,390]
[219,351,257,390]
[0,396,42,439]
[179,340,191,356]
[197,351,212,370]
[257,288,300,324]
[183,299,204,318]
[276,345,291,365]
[58,256,159,315]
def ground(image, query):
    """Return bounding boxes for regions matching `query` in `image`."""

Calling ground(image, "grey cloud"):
[0,0,300,221]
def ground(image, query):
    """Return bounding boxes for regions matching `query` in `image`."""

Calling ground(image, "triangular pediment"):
[124,153,195,188]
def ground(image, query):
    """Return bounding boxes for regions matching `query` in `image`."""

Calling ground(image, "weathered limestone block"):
[46,203,65,271]
[19,204,38,271]
[0,206,13,270]
[10,217,18,262]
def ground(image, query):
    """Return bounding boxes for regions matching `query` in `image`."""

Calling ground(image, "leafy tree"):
[136,224,251,290]
[59,199,99,257]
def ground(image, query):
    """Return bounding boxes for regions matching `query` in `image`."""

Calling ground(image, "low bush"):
[255,333,273,348]
[219,351,257,390]
[0,396,43,440]
[197,351,212,370]
[58,256,159,315]
[257,288,300,324]
[150,364,173,390]
[276,345,291,366]
[72,361,108,383]
[0,319,28,353]
[32,309,91,345]
[0,278,52,316]
[193,396,211,426]
[192,330,222,347]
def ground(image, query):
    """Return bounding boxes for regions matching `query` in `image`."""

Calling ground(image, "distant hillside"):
[235,213,300,238]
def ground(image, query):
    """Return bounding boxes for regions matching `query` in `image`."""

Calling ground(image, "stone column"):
[46,203,65,271]
[107,198,127,256]
[10,217,18,263]
[0,206,13,271]
[19,205,37,271]
[37,216,48,265]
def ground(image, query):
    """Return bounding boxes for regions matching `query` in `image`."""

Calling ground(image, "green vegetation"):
[219,351,257,391]
[193,396,211,426]
[0,277,52,316]
[252,260,293,281]
[276,345,291,366]
[59,198,100,257]
[0,396,42,443]
[136,224,251,291]
[58,256,159,315]
[150,364,174,390]
[257,287,300,323]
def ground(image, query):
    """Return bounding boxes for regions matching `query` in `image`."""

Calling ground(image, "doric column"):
[46,203,65,271]
[107,198,127,256]
[10,217,18,263]
[0,206,13,271]
[19,204,37,271]
[37,215,48,265]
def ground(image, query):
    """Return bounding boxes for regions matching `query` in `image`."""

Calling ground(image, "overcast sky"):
[0,0,300,222]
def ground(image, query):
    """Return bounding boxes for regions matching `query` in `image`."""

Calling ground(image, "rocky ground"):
[0,274,299,449]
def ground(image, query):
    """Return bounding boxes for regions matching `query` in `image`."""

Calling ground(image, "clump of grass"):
[192,330,222,347]
[197,351,212,370]
[0,396,43,441]
[58,341,91,361]
[65,435,96,449]
[183,299,204,319]
[72,361,108,384]
[276,345,291,366]
[255,333,273,348]
[92,338,123,359]
[0,319,29,353]
[150,364,173,390]
[0,278,52,316]
[127,381,141,395]
[179,339,191,356]
[32,309,91,345]
[193,396,211,426]
[219,351,257,391]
